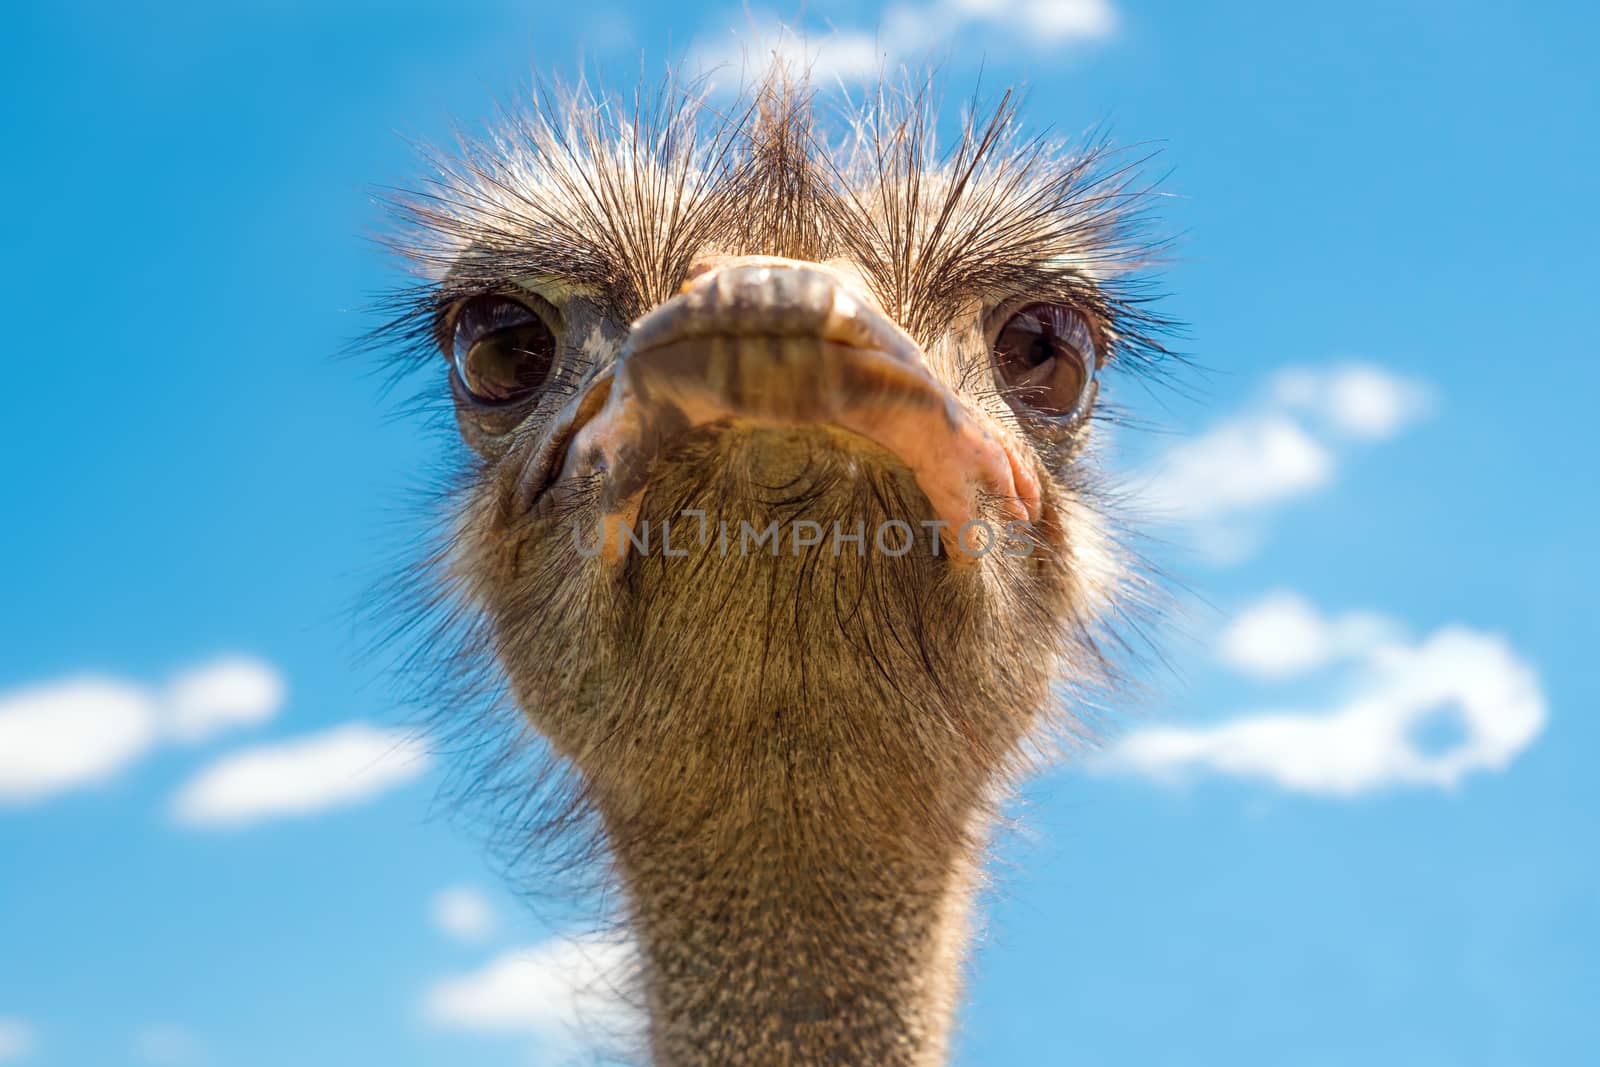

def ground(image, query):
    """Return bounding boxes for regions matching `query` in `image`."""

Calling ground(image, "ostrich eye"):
[991,303,1097,420]
[450,295,556,405]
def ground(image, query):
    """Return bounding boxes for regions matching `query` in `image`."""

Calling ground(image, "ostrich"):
[372,64,1170,1066]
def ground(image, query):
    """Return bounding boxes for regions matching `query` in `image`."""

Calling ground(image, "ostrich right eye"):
[990,302,1098,421]
[449,295,557,405]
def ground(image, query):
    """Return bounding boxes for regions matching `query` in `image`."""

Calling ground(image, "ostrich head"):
[374,67,1169,1066]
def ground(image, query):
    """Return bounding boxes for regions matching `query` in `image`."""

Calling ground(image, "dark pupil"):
[465,324,553,402]
[1025,335,1056,367]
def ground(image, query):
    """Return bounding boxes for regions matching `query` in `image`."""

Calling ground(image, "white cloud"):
[171,723,431,828]
[0,657,286,809]
[1217,591,1402,680]
[0,1018,34,1061]
[1272,362,1435,441]
[432,886,497,944]
[134,1024,200,1064]
[693,0,1116,83]
[1132,361,1436,560]
[163,658,285,743]
[886,0,1117,49]
[1104,622,1546,795]
[1015,0,1119,40]
[0,679,158,805]
[424,935,638,1062]
[692,22,881,83]
[873,0,1116,60]
[1139,413,1333,521]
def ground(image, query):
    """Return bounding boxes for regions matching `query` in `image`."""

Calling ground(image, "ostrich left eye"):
[991,303,1098,420]
[449,294,557,405]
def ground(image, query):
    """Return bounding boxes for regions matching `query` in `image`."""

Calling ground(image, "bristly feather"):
[362,62,1177,382]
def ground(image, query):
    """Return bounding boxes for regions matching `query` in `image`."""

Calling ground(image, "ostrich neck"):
[605,755,988,1067]
[548,458,1052,1064]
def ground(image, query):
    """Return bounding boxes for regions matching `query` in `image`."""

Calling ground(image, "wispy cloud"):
[1272,363,1436,441]
[1216,590,1403,680]
[1103,597,1546,795]
[424,934,639,1064]
[0,679,156,807]
[1140,412,1334,521]
[1134,361,1435,561]
[693,23,882,83]
[0,657,284,808]
[431,886,498,945]
[133,1024,201,1065]
[171,723,430,828]
[692,0,1118,84]
[0,1018,34,1062]
[163,658,284,744]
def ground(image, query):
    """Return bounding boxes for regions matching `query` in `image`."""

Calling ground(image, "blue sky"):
[1,1,1596,1064]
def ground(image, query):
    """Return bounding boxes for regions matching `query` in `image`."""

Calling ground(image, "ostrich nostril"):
[681,254,818,291]
[635,262,924,368]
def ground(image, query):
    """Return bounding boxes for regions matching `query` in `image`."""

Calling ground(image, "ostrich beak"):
[531,259,1041,560]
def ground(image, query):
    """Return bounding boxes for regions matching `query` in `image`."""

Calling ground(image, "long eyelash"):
[538,353,597,405]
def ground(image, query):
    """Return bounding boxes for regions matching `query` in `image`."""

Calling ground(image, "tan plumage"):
[369,60,1174,1065]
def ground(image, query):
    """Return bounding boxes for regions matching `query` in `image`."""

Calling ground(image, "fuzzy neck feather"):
[559,433,1063,1064]
[609,776,985,1065]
